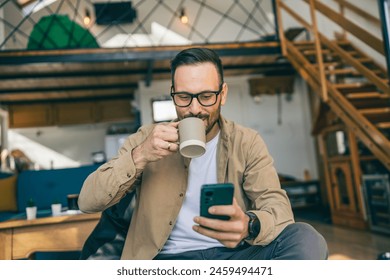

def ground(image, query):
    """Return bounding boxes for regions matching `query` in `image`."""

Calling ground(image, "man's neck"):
[206,121,220,142]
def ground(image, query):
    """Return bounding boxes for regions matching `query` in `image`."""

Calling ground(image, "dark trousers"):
[154,222,328,260]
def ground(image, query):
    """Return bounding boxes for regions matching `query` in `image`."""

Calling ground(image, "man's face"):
[173,62,227,141]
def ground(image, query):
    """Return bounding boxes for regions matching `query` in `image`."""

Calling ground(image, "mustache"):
[183,114,209,119]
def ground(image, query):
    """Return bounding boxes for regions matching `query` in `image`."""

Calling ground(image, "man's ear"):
[220,82,228,106]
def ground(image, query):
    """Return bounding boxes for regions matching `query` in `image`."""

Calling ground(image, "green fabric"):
[27,14,99,50]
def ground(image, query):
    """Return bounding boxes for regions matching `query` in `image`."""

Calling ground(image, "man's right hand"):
[132,122,179,170]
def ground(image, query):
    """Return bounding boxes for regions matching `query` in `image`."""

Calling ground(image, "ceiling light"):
[180,8,188,24]
[83,8,91,26]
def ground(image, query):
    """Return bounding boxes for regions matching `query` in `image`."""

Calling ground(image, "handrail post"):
[378,0,390,82]
[271,0,280,41]
[275,0,287,56]
[337,0,347,39]
[309,0,328,102]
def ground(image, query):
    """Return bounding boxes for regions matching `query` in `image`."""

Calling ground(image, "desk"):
[0,212,101,259]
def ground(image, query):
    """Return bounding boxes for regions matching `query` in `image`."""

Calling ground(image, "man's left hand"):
[193,198,250,248]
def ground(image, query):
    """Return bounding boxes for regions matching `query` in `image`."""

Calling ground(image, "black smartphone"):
[200,183,234,220]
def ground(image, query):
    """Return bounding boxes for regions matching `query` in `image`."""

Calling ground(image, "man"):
[78,47,328,260]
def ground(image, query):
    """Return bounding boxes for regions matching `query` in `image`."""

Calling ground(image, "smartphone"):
[200,183,234,220]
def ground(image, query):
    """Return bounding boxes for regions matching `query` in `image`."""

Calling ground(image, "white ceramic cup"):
[51,203,62,216]
[178,117,206,158]
[26,206,37,220]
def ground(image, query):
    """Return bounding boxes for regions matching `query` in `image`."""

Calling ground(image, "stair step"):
[334,83,368,89]
[335,83,379,93]
[376,122,390,129]
[335,40,351,46]
[346,92,388,99]
[356,57,373,63]
[303,49,331,55]
[335,40,354,51]
[294,41,317,51]
[350,98,389,109]
[293,41,315,46]
[325,68,382,76]
[359,107,390,115]
[359,107,390,123]
[303,50,359,57]
[326,68,357,75]
[313,62,340,68]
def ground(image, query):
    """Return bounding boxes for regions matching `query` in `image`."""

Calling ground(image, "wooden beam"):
[346,92,389,99]
[0,88,134,103]
[0,75,142,91]
[0,41,281,65]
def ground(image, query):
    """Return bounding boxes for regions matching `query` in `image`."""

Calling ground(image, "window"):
[151,98,177,123]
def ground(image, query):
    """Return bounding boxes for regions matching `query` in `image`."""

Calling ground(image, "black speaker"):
[93,2,137,25]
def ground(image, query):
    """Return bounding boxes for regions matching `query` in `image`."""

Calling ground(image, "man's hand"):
[132,122,179,170]
[193,198,250,248]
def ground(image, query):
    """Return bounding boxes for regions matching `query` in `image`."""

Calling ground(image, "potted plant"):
[51,199,62,216]
[26,198,37,220]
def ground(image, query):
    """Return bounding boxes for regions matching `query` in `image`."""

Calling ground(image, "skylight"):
[102,22,192,47]
[21,0,58,16]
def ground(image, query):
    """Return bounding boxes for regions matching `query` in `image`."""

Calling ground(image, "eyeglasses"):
[170,84,223,107]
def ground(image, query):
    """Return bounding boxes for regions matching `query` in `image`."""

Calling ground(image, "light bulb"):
[180,15,188,24]
[180,8,188,24]
[84,9,91,26]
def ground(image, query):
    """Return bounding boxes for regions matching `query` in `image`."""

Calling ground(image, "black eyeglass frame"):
[170,83,224,107]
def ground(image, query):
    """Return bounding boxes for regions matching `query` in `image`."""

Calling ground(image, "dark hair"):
[170,48,224,88]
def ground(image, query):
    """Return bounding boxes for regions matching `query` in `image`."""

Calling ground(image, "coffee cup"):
[178,117,206,158]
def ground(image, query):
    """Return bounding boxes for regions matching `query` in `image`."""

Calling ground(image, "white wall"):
[227,76,318,180]
[137,75,318,180]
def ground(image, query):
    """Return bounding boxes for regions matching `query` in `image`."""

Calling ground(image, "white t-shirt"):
[160,132,221,254]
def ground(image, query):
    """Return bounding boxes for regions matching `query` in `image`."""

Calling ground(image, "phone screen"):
[200,183,234,220]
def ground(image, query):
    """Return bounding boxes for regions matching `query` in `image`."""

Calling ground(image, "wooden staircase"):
[276,0,390,172]
[286,38,389,170]
[299,39,389,125]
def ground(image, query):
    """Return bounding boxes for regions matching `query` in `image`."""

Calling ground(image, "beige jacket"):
[78,116,294,259]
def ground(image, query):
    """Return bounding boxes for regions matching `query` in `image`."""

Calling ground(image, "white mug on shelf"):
[26,206,37,220]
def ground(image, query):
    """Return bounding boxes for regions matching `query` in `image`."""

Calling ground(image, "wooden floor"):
[295,216,390,260]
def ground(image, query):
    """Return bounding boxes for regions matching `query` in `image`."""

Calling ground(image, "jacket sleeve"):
[78,125,153,213]
[242,132,295,246]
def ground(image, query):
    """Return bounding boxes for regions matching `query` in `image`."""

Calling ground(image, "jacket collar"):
[216,115,230,183]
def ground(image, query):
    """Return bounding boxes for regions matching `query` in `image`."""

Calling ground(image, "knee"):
[279,222,328,260]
